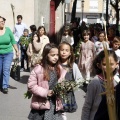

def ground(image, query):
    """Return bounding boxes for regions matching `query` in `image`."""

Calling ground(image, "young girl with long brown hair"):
[27,43,66,120]
[78,30,95,84]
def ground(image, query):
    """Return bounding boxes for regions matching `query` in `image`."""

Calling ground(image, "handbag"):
[61,90,78,113]
[10,58,20,81]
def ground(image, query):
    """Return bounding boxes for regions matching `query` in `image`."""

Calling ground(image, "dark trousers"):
[21,49,29,69]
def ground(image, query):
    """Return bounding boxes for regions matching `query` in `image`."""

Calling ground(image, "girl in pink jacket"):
[28,43,66,120]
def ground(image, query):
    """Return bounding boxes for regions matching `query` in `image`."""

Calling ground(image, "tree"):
[110,0,120,30]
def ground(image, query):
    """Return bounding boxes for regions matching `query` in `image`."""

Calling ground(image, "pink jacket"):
[27,64,67,111]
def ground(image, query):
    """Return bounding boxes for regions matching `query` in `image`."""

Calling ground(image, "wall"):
[0,0,34,31]
[34,0,50,33]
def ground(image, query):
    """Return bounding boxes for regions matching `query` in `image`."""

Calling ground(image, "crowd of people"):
[0,14,120,120]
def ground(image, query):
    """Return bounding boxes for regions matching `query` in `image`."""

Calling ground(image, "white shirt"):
[14,23,27,42]
[110,49,120,61]
[95,41,109,55]
[61,35,74,45]
[115,49,120,61]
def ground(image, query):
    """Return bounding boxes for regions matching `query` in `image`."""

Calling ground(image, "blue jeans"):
[0,52,13,88]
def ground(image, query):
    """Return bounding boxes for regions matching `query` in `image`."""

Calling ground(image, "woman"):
[0,16,19,94]
[27,31,42,69]
[37,26,50,55]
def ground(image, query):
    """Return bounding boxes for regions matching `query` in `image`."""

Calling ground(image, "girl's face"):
[83,35,89,41]
[113,42,120,50]
[48,48,59,65]
[108,29,114,36]
[100,56,118,74]
[59,44,71,61]
[99,33,105,42]
[39,28,45,36]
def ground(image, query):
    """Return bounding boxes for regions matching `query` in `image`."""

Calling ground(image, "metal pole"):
[106,0,109,26]
[102,0,104,28]
[81,0,84,22]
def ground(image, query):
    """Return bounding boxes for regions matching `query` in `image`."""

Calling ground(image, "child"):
[107,27,115,47]
[19,29,30,71]
[91,27,101,43]
[37,26,50,54]
[81,50,119,120]
[111,37,120,82]
[27,43,66,120]
[27,31,42,69]
[61,28,74,46]
[95,31,109,55]
[111,36,120,61]
[78,30,95,84]
[59,41,84,82]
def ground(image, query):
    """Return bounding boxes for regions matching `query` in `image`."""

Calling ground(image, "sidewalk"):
[0,71,85,120]
[0,71,30,120]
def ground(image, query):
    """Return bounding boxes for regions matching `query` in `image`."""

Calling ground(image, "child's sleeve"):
[73,63,84,82]
[81,80,100,120]
[27,66,48,98]
[70,37,74,45]
[81,81,95,120]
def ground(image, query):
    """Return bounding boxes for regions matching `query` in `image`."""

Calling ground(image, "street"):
[0,71,85,120]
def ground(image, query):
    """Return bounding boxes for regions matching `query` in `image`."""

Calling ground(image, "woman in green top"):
[0,16,19,94]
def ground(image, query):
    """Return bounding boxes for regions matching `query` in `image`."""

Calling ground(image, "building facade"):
[65,0,108,24]
[0,0,65,43]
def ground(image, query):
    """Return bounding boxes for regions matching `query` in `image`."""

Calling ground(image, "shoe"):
[2,88,8,94]
[20,68,24,72]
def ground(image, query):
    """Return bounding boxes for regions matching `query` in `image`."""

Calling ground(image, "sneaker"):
[2,88,8,94]
[20,68,24,72]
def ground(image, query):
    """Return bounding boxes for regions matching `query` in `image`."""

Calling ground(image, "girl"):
[27,43,66,120]
[95,31,109,55]
[61,28,74,46]
[27,31,42,69]
[59,41,83,83]
[78,30,95,84]
[107,27,115,47]
[81,50,119,120]
[91,27,101,43]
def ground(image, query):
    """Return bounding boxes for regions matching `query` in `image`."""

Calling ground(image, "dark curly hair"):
[91,50,118,76]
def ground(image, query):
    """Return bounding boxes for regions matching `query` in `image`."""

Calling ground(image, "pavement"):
[0,71,85,120]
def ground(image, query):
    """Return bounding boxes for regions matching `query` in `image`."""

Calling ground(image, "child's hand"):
[47,90,54,97]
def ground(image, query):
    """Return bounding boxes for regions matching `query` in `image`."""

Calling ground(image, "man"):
[13,15,27,44]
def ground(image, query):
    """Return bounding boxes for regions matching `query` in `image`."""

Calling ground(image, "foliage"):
[24,91,32,99]
[74,39,82,58]
[19,36,31,48]
[12,58,19,72]
[24,79,83,100]
[53,79,82,102]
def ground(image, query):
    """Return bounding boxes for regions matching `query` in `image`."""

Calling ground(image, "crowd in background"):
[0,14,120,120]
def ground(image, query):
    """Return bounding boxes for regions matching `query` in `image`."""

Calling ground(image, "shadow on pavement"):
[19,75,29,84]
[79,83,88,93]
[9,85,17,89]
